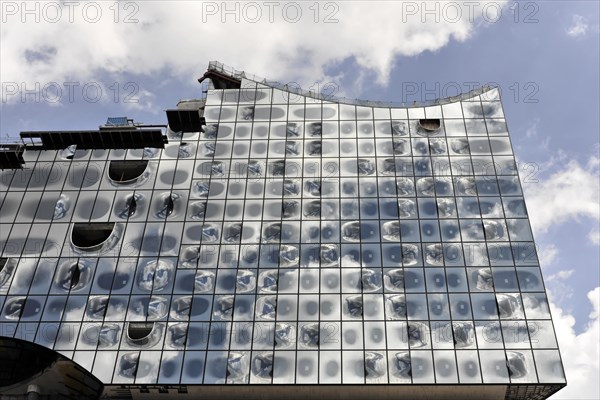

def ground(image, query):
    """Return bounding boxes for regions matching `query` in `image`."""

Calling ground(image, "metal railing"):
[207,61,496,108]
[0,136,24,146]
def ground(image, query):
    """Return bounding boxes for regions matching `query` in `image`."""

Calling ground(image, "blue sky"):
[1,1,599,398]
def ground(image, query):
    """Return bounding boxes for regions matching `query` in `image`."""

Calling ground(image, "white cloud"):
[550,287,600,399]
[546,268,575,306]
[538,244,560,267]
[123,89,159,114]
[520,118,552,151]
[522,155,599,398]
[567,14,589,38]
[523,155,600,242]
[548,269,575,281]
[588,229,600,245]
[524,117,540,139]
[1,1,508,103]
[590,288,600,320]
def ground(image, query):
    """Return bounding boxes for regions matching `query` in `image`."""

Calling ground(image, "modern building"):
[0,62,566,399]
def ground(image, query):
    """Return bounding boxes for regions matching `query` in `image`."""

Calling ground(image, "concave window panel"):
[60,144,77,160]
[55,261,82,290]
[108,160,149,184]
[71,223,117,252]
[0,258,18,287]
[122,194,140,218]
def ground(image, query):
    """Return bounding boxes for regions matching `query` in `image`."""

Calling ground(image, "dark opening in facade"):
[127,322,155,346]
[108,160,149,184]
[0,144,26,170]
[71,223,115,251]
[418,119,441,133]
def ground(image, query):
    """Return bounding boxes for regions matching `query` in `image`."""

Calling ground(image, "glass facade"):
[0,62,565,398]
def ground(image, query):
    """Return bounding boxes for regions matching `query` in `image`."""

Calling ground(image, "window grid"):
[0,84,564,387]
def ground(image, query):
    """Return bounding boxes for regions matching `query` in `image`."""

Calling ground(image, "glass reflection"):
[252,352,273,379]
[195,271,215,293]
[275,323,296,348]
[1,71,563,389]
[299,323,319,348]
[138,259,174,291]
[54,194,70,219]
[365,352,386,379]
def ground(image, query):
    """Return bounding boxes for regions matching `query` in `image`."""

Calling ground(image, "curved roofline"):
[205,61,498,108]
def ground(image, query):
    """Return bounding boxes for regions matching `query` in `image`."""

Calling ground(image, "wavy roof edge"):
[205,61,499,109]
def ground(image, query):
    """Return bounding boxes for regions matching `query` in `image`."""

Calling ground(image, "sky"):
[1,1,599,398]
